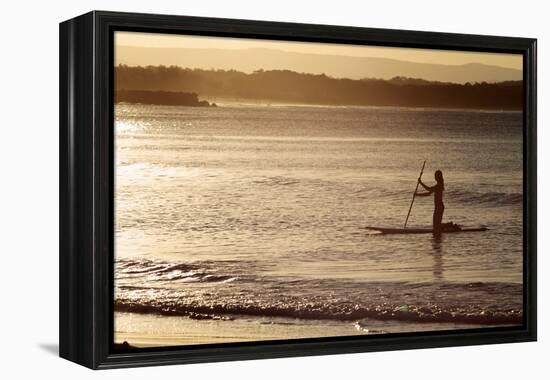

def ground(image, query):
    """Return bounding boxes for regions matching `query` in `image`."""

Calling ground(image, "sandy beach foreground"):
[115,312,497,348]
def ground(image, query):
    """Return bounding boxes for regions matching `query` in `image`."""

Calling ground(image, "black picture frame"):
[59,10,537,369]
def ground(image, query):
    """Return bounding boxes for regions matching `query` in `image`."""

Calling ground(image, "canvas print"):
[113,31,524,348]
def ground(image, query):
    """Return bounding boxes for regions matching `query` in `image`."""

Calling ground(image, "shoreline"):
[116,98,522,113]
[114,311,515,348]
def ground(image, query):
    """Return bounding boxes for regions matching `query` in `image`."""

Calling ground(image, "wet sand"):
[115,311,493,348]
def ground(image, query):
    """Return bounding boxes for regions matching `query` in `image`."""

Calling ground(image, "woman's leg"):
[433,204,444,232]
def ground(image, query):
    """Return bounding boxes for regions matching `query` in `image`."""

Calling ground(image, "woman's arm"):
[418,179,435,192]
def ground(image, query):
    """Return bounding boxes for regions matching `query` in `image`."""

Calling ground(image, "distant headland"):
[115,65,522,110]
[115,90,217,107]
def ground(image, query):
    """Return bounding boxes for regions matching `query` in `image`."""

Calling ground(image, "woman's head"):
[435,170,444,189]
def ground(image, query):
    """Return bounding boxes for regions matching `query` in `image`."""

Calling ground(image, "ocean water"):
[114,103,523,345]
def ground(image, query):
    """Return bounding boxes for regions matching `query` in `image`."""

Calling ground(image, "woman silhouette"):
[416,170,445,233]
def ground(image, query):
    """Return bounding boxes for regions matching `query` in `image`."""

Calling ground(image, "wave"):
[115,258,522,326]
[114,298,522,326]
[116,259,239,284]
[446,189,522,207]
[345,187,523,211]
[365,187,523,207]
[252,176,300,186]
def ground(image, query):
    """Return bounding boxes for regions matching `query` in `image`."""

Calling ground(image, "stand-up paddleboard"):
[366,226,488,235]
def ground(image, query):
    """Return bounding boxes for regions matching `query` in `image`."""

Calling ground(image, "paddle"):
[404,160,426,228]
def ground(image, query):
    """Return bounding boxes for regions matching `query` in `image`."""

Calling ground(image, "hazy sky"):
[116,31,522,70]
